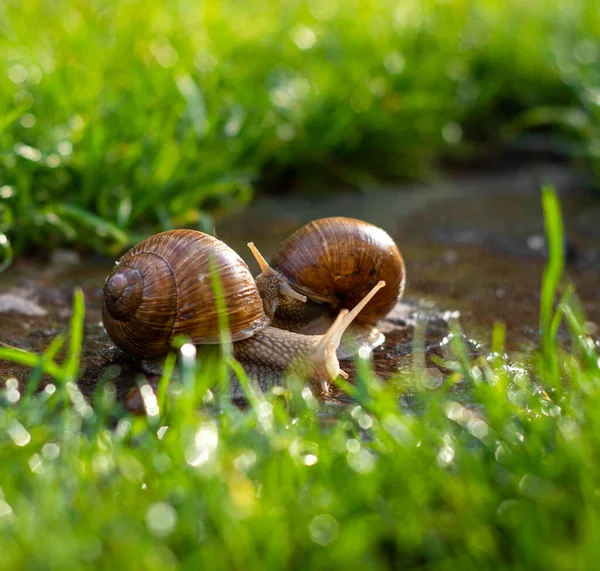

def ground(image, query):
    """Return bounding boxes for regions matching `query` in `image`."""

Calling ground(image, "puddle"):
[1,162,598,408]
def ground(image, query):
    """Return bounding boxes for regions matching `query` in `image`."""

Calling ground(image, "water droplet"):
[180,343,196,358]
[309,514,339,546]
[368,77,387,97]
[58,141,73,156]
[0,186,15,199]
[234,450,257,472]
[140,384,159,417]
[150,43,179,68]
[291,26,317,50]
[346,438,360,453]
[384,52,405,74]
[442,122,462,145]
[437,446,455,467]
[29,454,42,473]
[42,443,60,460]
[8,64,27,83]
[146,503,177,537]
[14,143,41,162]
[20,113,35,128]
[8,421,30,447]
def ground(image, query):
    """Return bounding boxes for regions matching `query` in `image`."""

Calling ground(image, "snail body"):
[102,229,385,396]
[250,217,405,356]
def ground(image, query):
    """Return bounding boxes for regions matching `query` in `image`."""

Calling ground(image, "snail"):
[101,229,386,397]
[247,217,405,358]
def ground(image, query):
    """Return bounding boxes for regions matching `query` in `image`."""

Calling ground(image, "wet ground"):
[1,161,599,408]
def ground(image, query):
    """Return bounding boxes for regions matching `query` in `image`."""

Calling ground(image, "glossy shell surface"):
[102,229,269,359]
[272,217,405,323]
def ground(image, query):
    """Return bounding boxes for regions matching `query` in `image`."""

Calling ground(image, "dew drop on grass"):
[13,143,41,161]
[195,423,218,450]
[146,503,177,538]
[345,439,360,453]
[384,52,405,74]
[29,454,42,473]
[6,386,20,404]
[186,423,218,467]
[8,421,30,447]
[442,122,462,145]
[0,186,14,199]
[309,514,339,546]
[301,386,316,407]
[369,77,387,97]
[257,401,273,425]
[186,444,210,468]
[46,154,60,168]
[291,25,316,50]
[140,384,159,417]
[289,77,310,99]
[233,450,257,472]
[92,454,113,476]
[469,419,489,439]
[20,113,35,128]
[57,141,73,156]
[180,343,196,358]
[8,64,27,83]
[437,446,455,467]
[42,443,60,460]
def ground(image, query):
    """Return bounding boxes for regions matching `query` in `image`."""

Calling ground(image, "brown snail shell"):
[270,217,405,323]
[102,229,269,359]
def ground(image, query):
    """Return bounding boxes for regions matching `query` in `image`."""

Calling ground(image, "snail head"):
[248,242,307,318]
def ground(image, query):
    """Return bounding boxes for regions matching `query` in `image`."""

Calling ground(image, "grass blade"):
[63,288,85,383]
[0,346,63,380]
[540,184,565,385]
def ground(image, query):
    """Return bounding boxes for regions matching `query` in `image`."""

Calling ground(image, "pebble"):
[0,294,47,316]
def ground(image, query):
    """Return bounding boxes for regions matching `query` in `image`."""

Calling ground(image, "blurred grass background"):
[1,0,599,261]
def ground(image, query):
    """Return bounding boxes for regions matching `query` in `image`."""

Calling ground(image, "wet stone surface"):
[1,162,599,409]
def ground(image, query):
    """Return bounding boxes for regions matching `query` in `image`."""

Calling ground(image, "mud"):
[1,162,598,408]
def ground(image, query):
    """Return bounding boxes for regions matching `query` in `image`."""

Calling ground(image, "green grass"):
[1,188,600,569]
[1,0,600,262]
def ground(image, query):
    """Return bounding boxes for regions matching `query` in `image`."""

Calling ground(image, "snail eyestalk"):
[313,280,386,393]
[279,282,307,303]
[249,241,307,304]
[247,242,274,276]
